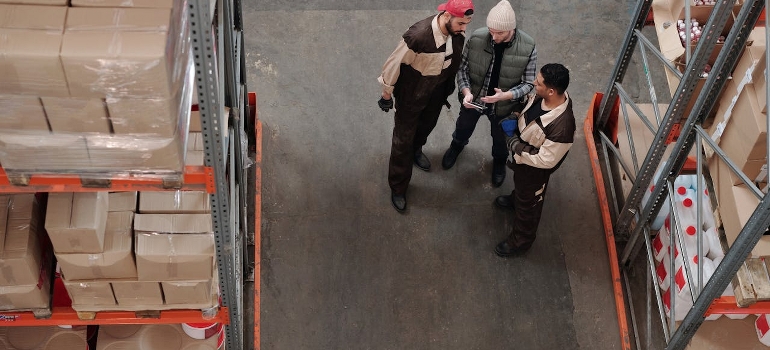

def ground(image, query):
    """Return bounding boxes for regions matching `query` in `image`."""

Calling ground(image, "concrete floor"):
[245,0,637,348]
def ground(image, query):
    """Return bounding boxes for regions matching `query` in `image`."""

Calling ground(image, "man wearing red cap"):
[377,0,474,213]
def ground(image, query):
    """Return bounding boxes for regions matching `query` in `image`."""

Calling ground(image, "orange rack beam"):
[585,92,633,350]
[0,307,229,326]
[707,297,770,315]
[0,166,215,193]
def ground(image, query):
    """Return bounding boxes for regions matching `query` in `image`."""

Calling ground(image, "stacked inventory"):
[0,1,193,174]
[48,191,219,312]
[0,195,52,314]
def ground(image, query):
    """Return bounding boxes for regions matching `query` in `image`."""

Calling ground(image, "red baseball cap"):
[437,0,474,17]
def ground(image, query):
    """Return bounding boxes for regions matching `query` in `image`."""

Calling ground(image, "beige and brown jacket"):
[511,92,575,171]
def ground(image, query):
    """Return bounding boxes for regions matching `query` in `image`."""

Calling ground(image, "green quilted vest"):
[464,27,535,117]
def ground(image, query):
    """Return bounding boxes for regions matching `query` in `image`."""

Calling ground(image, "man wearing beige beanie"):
[441,0,537,189]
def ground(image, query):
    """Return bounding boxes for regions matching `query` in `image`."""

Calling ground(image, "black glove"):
[506,133,522,154]
[378,97,393,112]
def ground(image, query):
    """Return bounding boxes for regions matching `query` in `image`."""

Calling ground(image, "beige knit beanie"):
[487,0,516,31]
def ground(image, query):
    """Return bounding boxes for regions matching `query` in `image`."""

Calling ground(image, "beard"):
[445,19,463,35]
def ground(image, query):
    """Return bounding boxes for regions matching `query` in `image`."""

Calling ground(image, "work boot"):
[414,150,431,171]
[494,241,528,258]
[494,194,515,210]
[492,158,506,187]
[391,192,407,213]
[441,142,464,169]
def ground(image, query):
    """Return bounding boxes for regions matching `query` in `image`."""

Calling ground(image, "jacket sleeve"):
[513,138,572,169]
[377,39,416,94]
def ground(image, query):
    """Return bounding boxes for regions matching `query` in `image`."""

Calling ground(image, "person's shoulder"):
[403,16,435,47]
[515,29,535,45]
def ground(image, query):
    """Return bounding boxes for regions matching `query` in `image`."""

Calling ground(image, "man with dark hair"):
[377,0,474,213]
[494,63,575,257]
[441,0,536,188]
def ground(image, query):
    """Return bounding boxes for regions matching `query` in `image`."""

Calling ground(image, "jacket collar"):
[521,92,572,127]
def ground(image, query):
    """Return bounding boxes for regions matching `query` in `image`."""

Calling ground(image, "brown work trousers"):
[505,160,553,250]
[387,89,446,195]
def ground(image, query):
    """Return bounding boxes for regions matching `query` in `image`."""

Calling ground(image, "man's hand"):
[378,97,394,112]
[461,93,476,109]
[480,88,510,104]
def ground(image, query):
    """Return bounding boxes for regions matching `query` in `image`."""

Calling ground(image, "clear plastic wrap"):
[71,0,175,8]
[0,60,193,174]
[0,5,69,97]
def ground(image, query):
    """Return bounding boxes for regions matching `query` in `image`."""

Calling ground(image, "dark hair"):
[440,9,474,17]
[540,63,570,94]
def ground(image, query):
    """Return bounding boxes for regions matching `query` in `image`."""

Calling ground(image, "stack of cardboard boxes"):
[650,0,770,256]
[0,0,193,174]
[0,194,53,311]
[47,191,218,311]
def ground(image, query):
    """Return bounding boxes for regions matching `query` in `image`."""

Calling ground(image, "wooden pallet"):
[72,304,219,321]
[3,171,185,189]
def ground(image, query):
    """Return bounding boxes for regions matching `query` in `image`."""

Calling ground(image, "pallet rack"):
[589,0,770,349]
[0,0,255,349]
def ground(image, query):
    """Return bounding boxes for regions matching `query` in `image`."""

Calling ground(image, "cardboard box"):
[0,279,50,310]
[0,326,88,350]
[709,158,770,257]
[0,4,69,97]
[107,97,180,136]
[111,280,163,307]
[0,133,91,171]
[41,97,111,134]
[653,0,736,63]
[718,84,767,184]
[45,192,108,253]
[108,192,137,212]
[71,0,173,7]
[0,96,50,131]
[135,232,214,281]
[189,110,200,132]
[186,132,202,151]
[61,5,190,99]
[0,194,45,286]
[63,279,115,306]
[186,150,204,166]
[85,132,187,173]
[161,279,213,305]
[56,211,136,280]
[96,324,220,350]
[134,213,212,234]
[138,192,210,214]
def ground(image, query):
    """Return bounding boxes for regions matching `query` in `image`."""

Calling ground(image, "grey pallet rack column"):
[594,0,770,349]
[189,0,248,348]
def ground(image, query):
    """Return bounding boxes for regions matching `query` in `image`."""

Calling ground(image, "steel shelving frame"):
[0,0,253,349]
[590,0,770,349]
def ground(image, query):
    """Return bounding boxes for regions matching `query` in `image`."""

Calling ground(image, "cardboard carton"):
[0,4,69,97]
[41,97,111,134]
[161,279,213,305]
[709,158,770,256]
[0,96,50,131]
[63,279,116,306]
[61,5,190,99]
[138,191,210,214]
[108,192,137,212]
[45,192,108,253]
[0,133,91,171]
[111,280,163,307]
[0,326,88,350]
[134,213,212,234]
[0,279,50,310]
[135,232,214,281]
[186,150,205,166]
[56,212,136,280]
[718,84,767,184]
[186,132,202,151]
[107,97,180,136]
[71,0,174,8]
[0,194,45,287]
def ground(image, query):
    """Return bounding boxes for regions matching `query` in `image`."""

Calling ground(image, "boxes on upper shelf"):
[63,279,116,306]
[108,192,138,212]
[45,192,108,253]
[111,280,163,307]
[162,279,214,305]
[41,97,111,134]
[0,96,50,132]
[0,4,69,97]
[71,0,174,7]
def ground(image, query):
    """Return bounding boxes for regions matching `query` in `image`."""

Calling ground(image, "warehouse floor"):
[245,0,641,348]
